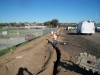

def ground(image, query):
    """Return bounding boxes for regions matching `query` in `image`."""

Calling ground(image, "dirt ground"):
[56,29,100,75]
[0,28,100,75]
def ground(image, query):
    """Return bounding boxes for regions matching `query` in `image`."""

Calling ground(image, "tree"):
[21,23,25,27]
[0,23,2,29]
[8,23,12,27]
[51,19,58,27]
[44,21,51,26]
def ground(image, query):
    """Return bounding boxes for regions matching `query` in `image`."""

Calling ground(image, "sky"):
[0,0,100,23]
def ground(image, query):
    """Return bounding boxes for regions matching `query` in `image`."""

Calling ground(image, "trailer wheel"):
[89,33,92,35]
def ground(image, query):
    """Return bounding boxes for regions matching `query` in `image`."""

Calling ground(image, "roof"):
[79,20,94,23]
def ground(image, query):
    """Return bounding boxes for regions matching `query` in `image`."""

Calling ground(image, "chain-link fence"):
[0,28,57,51]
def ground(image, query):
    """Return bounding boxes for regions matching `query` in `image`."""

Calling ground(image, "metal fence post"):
[6,29,8,48]
[17,29,19,44]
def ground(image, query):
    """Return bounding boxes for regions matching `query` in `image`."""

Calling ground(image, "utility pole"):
[96,14,99,24]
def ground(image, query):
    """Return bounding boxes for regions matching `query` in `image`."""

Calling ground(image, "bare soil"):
[0,33,56,75]
[0,28,100,75]
[56,29,100,75]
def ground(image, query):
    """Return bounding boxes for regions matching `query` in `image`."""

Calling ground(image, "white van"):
[77,20,95,35]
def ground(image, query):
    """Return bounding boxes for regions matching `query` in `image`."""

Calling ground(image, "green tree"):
[44,21,51,26]
[8,23,12,27]
[51,19,59,27]
[21,23,25,27]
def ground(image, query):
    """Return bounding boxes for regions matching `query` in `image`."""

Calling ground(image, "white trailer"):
[77,20,95,35]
